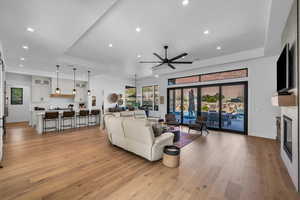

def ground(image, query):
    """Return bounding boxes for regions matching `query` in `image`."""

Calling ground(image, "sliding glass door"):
[221,84,245,132]
[183,88,198,124]
[168,89,182,122]
[167,82,247,134]
[201,86,220,129]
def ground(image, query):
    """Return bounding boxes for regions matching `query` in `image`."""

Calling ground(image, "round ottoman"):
[163,145,180,168]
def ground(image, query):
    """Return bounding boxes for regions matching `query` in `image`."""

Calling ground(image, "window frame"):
[11,87,23,105]
[142,85,159,111]
[168,68,248,86]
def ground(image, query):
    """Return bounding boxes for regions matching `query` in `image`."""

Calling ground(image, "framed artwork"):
[11,88,23,105]
[92,96,96,107]
[160,96,164,104]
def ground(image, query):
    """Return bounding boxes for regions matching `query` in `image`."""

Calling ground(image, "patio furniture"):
[165,113,180,127]
[188,116,209,135]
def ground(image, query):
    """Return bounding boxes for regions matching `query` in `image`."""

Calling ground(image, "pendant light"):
[55,65,60,94]
[72,68,76,95]
[87,70,91,96]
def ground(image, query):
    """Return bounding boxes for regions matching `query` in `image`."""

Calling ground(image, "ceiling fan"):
[139,46,193,70]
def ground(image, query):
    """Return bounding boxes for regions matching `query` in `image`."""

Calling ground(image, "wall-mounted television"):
[277,44,293,94]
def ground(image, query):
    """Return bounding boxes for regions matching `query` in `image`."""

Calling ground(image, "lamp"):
[55,65,60,94]
[87,70,91,96]
[72,68,76,95]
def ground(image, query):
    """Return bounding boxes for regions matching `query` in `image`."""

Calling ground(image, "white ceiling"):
[0,0,294,78]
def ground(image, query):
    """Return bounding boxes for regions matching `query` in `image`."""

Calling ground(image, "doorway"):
[6,85,30,123]
[167,82,248,134]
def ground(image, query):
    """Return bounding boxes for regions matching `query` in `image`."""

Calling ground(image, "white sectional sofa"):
[105,114,174,161]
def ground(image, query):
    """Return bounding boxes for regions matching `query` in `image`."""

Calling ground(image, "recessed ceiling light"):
[137,54,142,58]
[154,74,159,78]
[216,46,222,50]
[136,27,141,32]
[203,30,210,35]
[182,0,189,6]
[108,43,113,48]
[22,45,29,50]
[20,57,25,61]
[19,64,24,67]
[26,27,35,32]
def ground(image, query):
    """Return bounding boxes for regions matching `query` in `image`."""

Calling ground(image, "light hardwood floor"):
[0,123,299,200]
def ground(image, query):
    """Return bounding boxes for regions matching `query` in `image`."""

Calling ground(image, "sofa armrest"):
[154,132,174,145]
[147,117,160,123]
[151,133,174,161]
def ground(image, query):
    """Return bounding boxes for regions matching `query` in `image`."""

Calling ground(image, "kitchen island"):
[35,110,100,134]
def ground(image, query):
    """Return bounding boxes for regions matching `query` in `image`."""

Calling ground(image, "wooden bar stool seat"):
[89,109,100,126]
[43,112,59,133]
[61,111,75,131]
[76,110,89,128]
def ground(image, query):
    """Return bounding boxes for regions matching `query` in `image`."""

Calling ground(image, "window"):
[11,88,23,105]
[154,85,159,111]
[142,85,159,111]
[125,86,136,107]
[200,69,248,82]
[168,76,199,85]
[168,69,248,85]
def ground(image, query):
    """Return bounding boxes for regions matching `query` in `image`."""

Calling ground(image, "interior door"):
[6,85,30,123]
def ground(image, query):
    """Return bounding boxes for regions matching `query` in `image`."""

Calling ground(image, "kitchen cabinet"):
[74,82,87,103]
[51,78,74,95]
[32,77,50,102]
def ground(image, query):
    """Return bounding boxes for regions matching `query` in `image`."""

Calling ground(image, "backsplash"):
[31,98,79,110]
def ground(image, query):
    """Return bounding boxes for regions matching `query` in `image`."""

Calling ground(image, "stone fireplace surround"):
[281,106,298,191]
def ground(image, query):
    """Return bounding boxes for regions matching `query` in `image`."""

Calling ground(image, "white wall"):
[89,74,133,111]
[0,41,4,162]
[280,0,299,191]
[137,56,280,139]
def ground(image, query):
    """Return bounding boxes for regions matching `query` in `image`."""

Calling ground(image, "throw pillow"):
[152,123,163,137]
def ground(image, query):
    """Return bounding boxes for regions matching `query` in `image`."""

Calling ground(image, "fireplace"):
[283,115,292,161]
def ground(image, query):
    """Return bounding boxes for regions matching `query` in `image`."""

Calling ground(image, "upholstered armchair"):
[165,113,180,126]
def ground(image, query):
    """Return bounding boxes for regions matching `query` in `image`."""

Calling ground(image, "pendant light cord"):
[73,68,76,90]
[56,65,59,89]
[88,71,90,90]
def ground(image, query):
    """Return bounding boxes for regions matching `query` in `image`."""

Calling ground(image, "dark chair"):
[188,116,209,135]
[60,111,75,131]
[76,110,89,128]
[89,109,100,126]
[165,113,180,127]
[43,112,59,133]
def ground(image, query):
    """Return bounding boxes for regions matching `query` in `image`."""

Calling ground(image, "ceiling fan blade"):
[139,61,162,63]
[168,63,176,69]
[170,61,193,64]
[169,53,188,61]
[152,63,165,69]
[153,53,164,61]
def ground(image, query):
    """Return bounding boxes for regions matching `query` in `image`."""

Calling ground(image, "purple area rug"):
[174,132,201,148]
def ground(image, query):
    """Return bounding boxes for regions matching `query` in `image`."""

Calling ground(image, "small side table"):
[163,145,180,168]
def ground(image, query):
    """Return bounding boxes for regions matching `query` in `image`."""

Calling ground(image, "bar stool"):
[76,110,89,128]
[43,112,59,133]
[89,109,100,126]
[60,111,75,131]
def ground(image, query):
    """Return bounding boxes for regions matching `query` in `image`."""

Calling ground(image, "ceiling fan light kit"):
[140,45,193,70]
